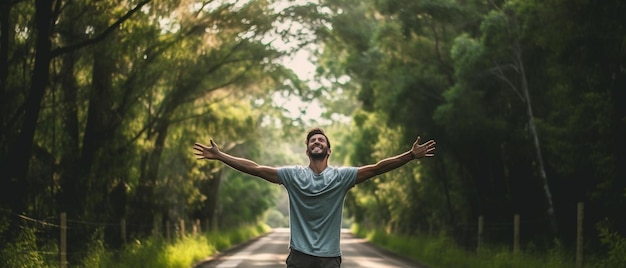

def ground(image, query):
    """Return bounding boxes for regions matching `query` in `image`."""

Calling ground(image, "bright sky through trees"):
[269,0,328,124]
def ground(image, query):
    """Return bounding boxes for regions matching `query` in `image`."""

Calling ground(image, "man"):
[193,127,436,267]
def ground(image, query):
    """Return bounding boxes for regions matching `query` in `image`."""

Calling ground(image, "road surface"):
[195,228,426,268]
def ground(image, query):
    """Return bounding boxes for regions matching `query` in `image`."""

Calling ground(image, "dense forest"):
[1,0,624,266]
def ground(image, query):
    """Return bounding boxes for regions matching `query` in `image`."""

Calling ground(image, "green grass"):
[351,224,575,268]
[5,221,622,268]
[0,223,270,267]
[84,223,270,268]
[0,227,49,268]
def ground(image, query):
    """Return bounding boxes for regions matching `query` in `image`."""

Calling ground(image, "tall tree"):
[1,0,53,212]
[480,4,558,234]
[125,0,291,236]
[0,0,150,213]
[316,0,477,235]
[512,0,626,239]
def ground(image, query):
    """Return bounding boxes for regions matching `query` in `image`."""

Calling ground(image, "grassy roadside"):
[350,224,578,268]
[80,223,271,268]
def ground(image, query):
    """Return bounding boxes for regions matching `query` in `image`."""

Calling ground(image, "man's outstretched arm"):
[355,136,436,184]
[194,140,280,184]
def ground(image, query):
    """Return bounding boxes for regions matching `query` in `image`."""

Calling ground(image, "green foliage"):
[79,229,110,267]
[326,0,625,260]
[1,0,315,264]
[2,0,625,264]
[216,169,280,227]
[102,239,169,268]
[84,224,269,268]
[352,224,575,268]
[264,209,289,228]
[163,236,214,268]
[0,227,47,268]
[591,220,626,268]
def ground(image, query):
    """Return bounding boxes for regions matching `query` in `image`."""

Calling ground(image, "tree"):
[316,0,472,235]
[0,0,316,260]
[481,4,558,234]
[0,0,150,213]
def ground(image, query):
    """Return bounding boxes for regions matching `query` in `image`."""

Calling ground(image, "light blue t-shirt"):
[278,165,357,257]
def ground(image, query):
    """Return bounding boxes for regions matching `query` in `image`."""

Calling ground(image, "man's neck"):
[308,158,328,175]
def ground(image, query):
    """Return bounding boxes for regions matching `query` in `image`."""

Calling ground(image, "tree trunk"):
[436,157,455,227]
[56,8,82,215]
[0,0,10,98]
[131,119,171,237]
[0,0,14,210]
[515,45,558,235]
[2,0,53,211]
[204,170,222,230]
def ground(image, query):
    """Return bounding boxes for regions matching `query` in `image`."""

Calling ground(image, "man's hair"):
[306,127,331,149]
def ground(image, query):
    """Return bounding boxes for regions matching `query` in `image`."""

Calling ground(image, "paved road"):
[195,228,426,268]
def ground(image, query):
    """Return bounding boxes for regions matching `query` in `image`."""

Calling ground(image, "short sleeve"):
[338,167,358,189]
[277,166,297,186]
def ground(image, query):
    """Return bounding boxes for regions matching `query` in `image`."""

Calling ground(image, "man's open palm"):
[412,136,436,159]
[194,140,220,160]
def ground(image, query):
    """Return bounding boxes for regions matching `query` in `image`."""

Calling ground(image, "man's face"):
[307,134,330,160]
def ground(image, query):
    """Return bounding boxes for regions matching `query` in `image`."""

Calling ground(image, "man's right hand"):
[194,140,220,160]
[194,139,280,184]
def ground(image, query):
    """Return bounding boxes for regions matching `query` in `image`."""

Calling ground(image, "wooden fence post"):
[576,202,584,268]
[477,215,484,252]
[513,214,520,255]
[60,212,67,268]
[194,219,201,235]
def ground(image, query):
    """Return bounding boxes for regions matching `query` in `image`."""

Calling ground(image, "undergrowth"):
[1,223,270,268]
[97,223,270,268]
[351,223,625,268]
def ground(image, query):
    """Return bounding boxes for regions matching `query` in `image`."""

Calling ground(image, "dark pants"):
[286,249,342,268]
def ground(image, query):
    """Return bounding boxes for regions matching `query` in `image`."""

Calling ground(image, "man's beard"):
[308,147,328,160]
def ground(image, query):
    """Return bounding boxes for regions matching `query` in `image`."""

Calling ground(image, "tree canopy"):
[1,0,624,265]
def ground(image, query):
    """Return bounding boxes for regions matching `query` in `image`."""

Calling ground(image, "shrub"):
[0,227,46,268]
[592,220,626,268]
[351,224,575,268]
[92,223,269,268]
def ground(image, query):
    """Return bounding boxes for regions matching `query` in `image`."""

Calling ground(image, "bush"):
[94,223,269,268]
[79,229,110,267]
[591,220,626,268]
[0,227,47,268]
[265,209,289,228]
[350,224,575,268]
